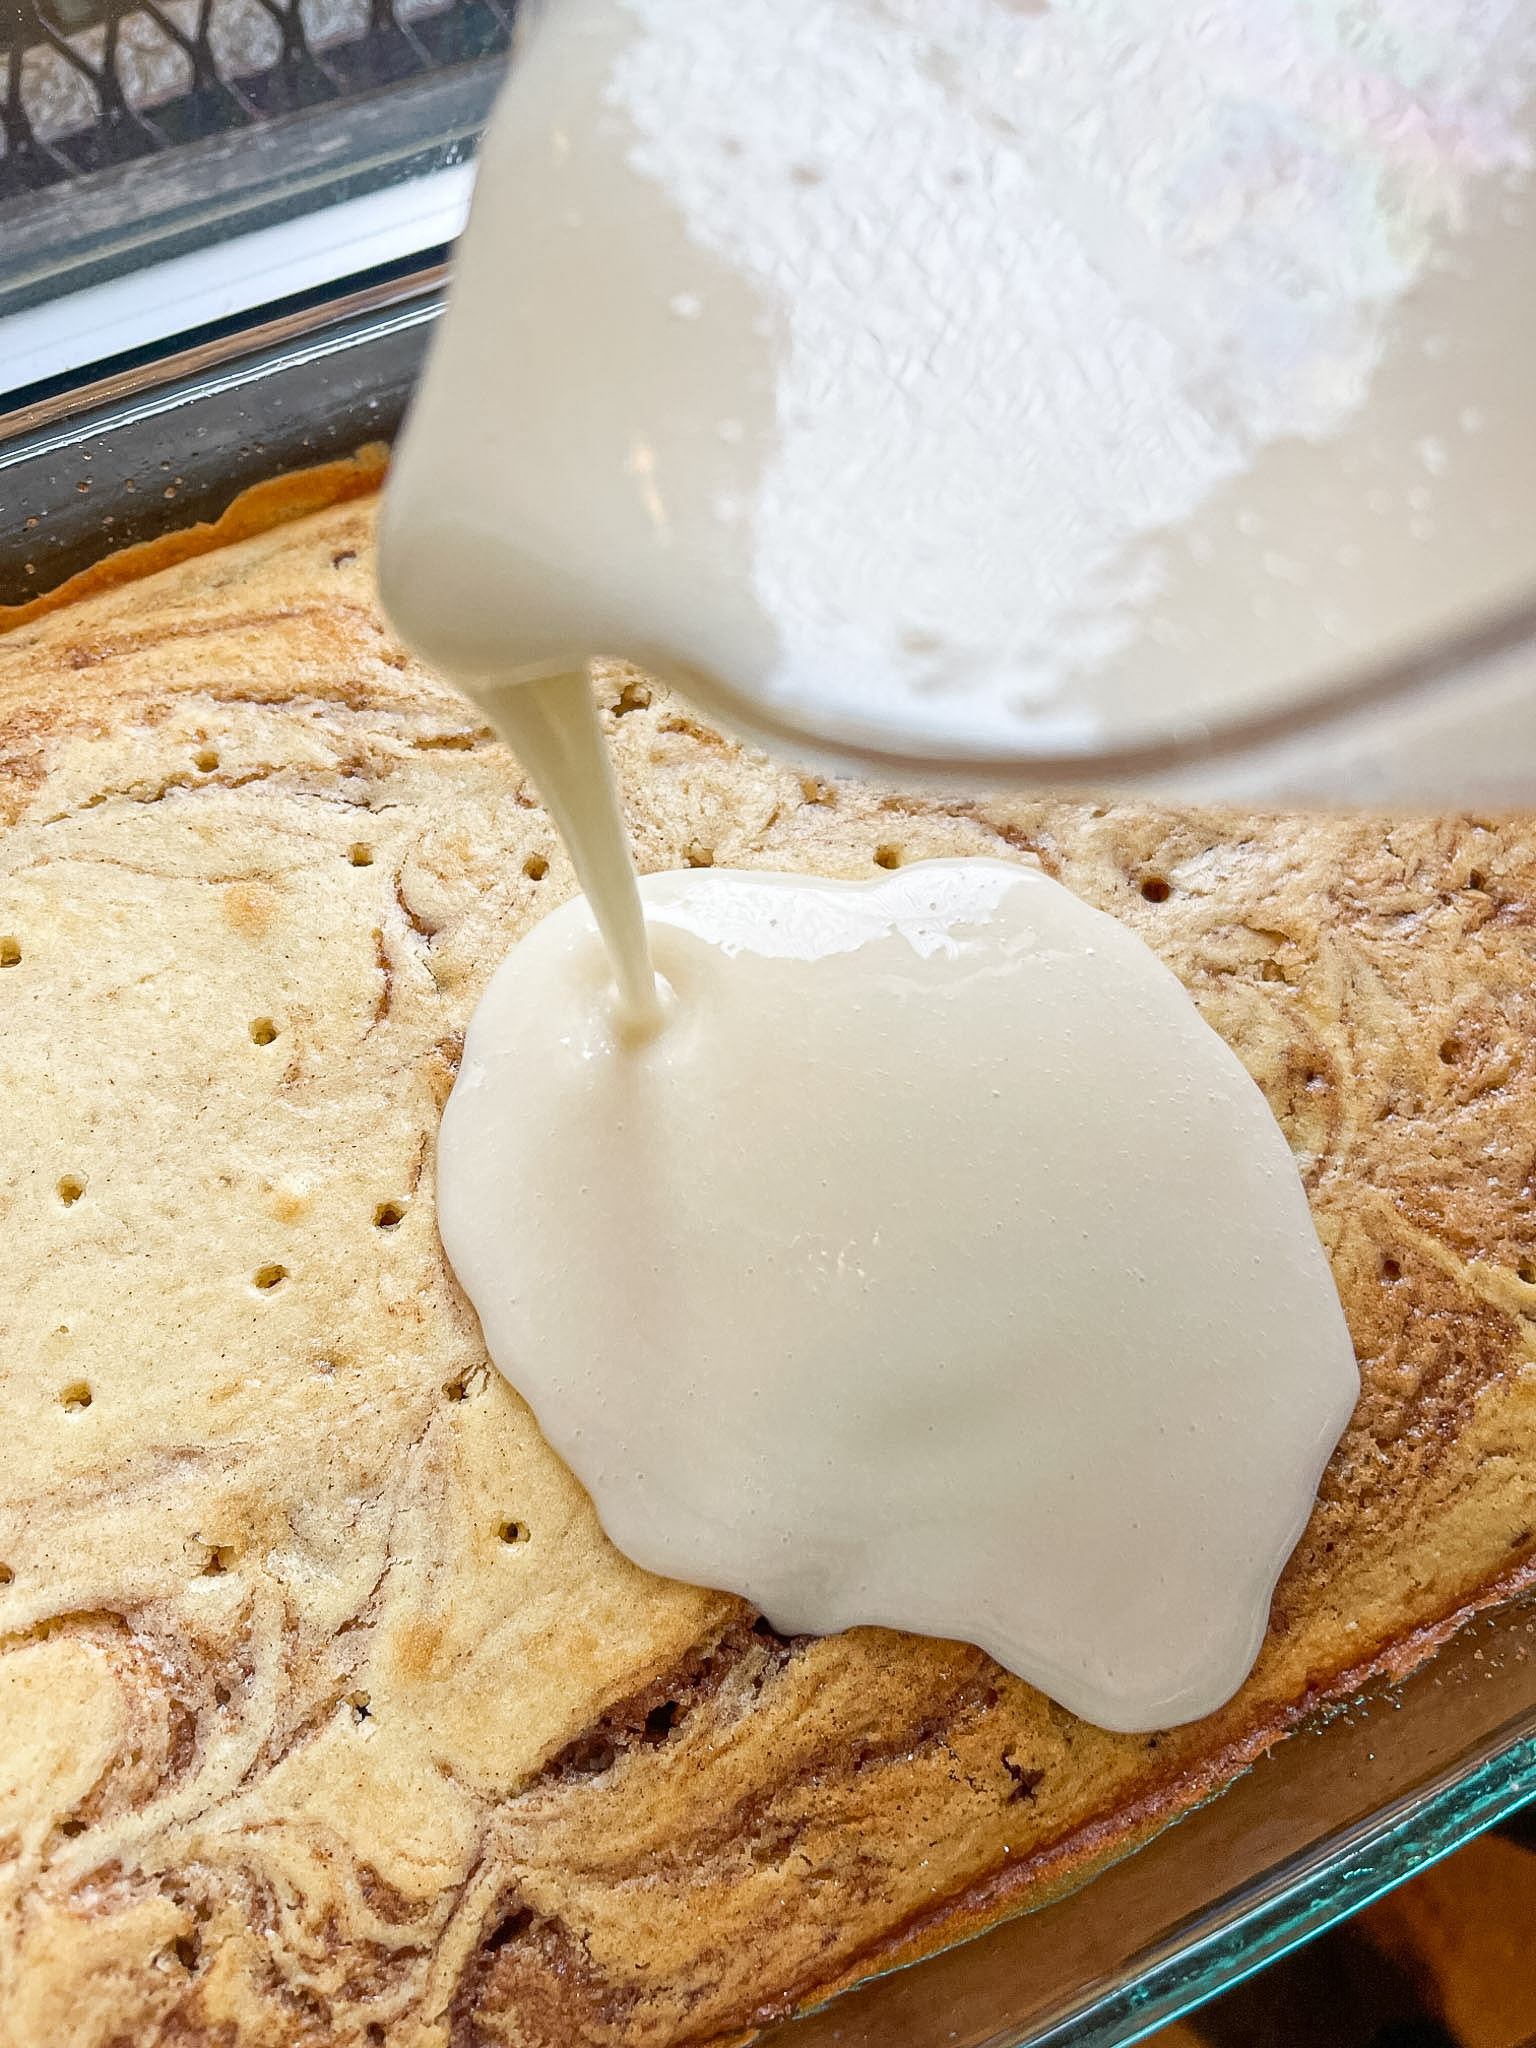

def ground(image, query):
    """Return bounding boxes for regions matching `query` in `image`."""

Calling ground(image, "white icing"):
[438,862,1359,1732]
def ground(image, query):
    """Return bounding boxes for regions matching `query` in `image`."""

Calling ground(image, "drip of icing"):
[477,673,661,1033]
[437,861,1358,1732]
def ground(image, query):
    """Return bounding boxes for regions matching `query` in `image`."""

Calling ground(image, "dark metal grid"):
[1,0,513,199]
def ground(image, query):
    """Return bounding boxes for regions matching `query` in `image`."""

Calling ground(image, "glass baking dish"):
[3,286,1535,2048]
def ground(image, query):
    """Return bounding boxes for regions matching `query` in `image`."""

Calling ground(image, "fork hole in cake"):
[59,1381,91,1413]
[0,937,20,968]
[348,842,374,867]
[193,748,220,773]
[374,1201,406,1230]
[56,1174,85,1205]
[523,853,550,881]
[1140,876,1172,903]
[252,1264,287,1291]
[645,1700,681,1742]
[873,844,903,870]
[0,1565,13,1588]
[201,1544,238,1576]
[249,1018,278,1046]
[498,1520,531,1546]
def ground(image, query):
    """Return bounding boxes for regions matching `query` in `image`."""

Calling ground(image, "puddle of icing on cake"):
[436,861,1358,1732]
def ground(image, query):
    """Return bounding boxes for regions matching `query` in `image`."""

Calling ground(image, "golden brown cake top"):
[1,496,1535,2047]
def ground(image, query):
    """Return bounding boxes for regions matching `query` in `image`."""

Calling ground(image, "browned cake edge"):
[0,441,389,634]
[788,1554,1536,2024]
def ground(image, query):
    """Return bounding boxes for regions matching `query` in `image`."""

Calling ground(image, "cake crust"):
[1,497,1535,2047]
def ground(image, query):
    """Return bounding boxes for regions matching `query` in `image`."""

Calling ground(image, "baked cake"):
[2,489,1535,2047]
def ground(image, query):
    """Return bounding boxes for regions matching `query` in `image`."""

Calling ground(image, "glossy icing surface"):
[438,861,1358,1730]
